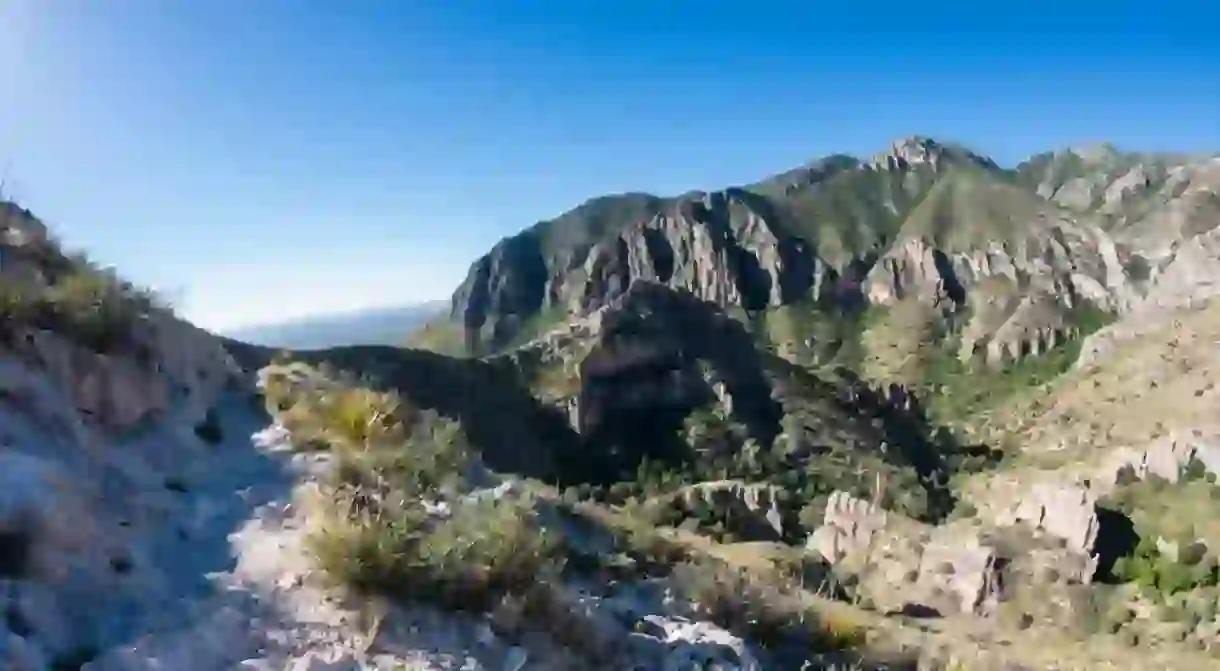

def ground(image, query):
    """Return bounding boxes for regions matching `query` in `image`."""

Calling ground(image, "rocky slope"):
[0,204,913,670]
[6,131,1220,671]
[428,137,1192,368]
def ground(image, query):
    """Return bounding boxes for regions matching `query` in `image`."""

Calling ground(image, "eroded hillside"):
[5,134,1220,670]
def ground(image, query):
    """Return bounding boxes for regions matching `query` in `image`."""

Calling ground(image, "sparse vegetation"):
[270,364,566,613]
[1111,536,1220,598]
[673,558,866,651]
[263,359,875,660]
[0,232,164,353]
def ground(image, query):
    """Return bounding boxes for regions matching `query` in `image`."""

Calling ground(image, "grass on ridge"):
[261,359,872,659]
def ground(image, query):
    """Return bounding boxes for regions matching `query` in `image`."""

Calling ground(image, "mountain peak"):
[1064,142,1123,164]
[870,136,997,172]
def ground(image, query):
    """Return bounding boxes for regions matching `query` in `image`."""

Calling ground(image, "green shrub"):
[272,362,567,615]
[1114,536,1220,598]
[0,257,162,353]
[308,421,562,613]
[43,268,159,351]
[315,385,409,449]
[311,494,563,612]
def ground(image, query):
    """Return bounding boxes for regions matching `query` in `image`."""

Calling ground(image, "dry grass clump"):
[308,489,564,613]
[267,360,874,660]
[672,557,866,653]
[0,257,163,353]
[269,361,567,614]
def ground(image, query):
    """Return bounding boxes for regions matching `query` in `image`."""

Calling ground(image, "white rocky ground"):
[0,316,769,670]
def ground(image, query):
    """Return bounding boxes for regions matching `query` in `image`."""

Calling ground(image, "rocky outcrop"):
[987,479,1100,556]
[1100,429,1220,488]
[808,492,1002,617]
[454,188,834,352]
[567,190,823,313]
[868,136,999,173]
[808,491,889,565]
[809,489,1112,620]
[564,283,782,452]
[862,210,1129,366]
[0,205,262,668]
[449,233,550,352]
[441,136,1179,371]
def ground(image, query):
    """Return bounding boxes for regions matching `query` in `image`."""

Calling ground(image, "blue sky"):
[1,1,1217,331]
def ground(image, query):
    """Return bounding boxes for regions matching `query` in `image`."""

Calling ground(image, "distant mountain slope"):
[418,137,1179,369]
[225,301,444,350]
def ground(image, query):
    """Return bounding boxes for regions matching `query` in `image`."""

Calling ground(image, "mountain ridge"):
[420,136,1208,371]
[8,129,1220,668]
[223,301,445,350]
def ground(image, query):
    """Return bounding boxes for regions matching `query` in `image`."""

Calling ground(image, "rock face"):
[808,491,1002,617]
[569,190,820,313]
[0,333,253,669]
[808,490,1103,620]
[437,136,1216,369]
[867,136,999,173]
[562,283,783,454]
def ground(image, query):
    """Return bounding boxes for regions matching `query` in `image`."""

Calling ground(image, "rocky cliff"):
[434,137,1207,371]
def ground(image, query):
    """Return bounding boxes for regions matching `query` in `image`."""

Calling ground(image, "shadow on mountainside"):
[575,282,785,462]
[222,337,590,483]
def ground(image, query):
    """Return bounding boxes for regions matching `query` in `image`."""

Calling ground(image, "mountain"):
[224,301,445,350]
[9,134,1220,670]
[417,135,1210,378]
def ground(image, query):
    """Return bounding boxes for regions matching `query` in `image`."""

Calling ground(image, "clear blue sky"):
[1,1,1217,331]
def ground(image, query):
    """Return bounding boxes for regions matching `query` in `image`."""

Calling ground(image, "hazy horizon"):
[2,1,1216,331]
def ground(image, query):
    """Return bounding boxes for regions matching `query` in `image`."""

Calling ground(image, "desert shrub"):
[1113,536,1220,598]
[0,254,162,353]
[275,362,567,615]
[42,268,158,351]
[672,559,865,652]
[314,385,409,449]
[312,440,562,612]
[310,492,564,612]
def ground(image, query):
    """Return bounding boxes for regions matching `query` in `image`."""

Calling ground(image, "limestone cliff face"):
[862,216,1131,365]
[448,232,550,351]
[454,188,841,353]
[445,137,1217,368]
[562,190,824,314]
[867,135,999,173]
[566,283,783,459]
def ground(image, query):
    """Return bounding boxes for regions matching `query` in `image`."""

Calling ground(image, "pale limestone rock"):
[810,491,1094,618]
[916,530,1001,616]
[1100,429,1220,488]
[991,479,1099,556]
[807,490,887,563]
[653,619,759,671]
